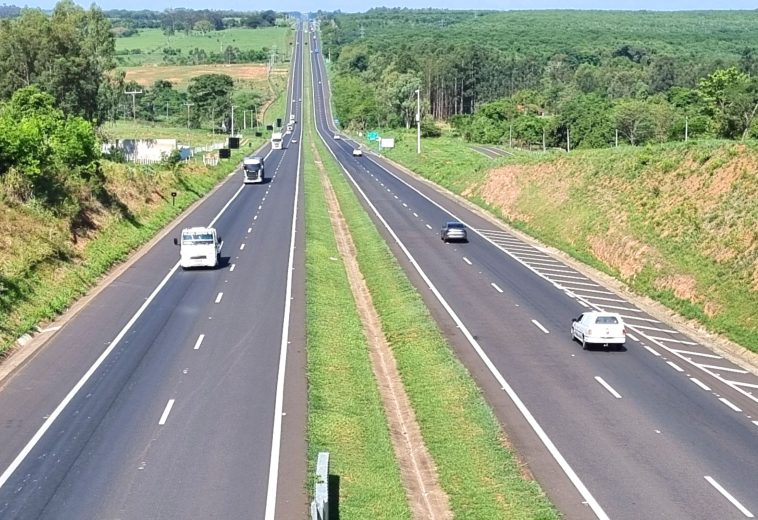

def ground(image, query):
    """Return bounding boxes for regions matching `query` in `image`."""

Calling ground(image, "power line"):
[124,89,143,120]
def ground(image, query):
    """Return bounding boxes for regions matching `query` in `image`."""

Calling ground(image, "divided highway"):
[0,23,307,520]
[309,26,758,520]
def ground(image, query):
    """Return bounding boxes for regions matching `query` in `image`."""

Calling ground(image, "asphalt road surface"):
[309,25,758,520]
[0,23,308,520]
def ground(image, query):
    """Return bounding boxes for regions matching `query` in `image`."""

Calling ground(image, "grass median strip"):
[312,137,558,518]
[303,121,410,517]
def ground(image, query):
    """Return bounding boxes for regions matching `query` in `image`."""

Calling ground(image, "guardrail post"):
[310,451,330,520]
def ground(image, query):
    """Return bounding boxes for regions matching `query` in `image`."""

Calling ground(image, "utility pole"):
[615,129,619,148]
[567,127,571,152]
[231,105,237,136]
[124,89,143,120]
[685,116,689,142]
[166,102,169,120]
[211,107,215,135]
[243,110,247,130]
[509,123,513,148]
[415,88,421,154]
[184,102,193,129]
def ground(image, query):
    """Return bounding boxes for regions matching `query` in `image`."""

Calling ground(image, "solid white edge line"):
[313,58,609,520]
[193,334,205,350]
[215,292,223,304]
[158,399,175,425]
[263,27,302,520]
[491,282,503,293]
[463,257,472,265]
[0,259,176,489]
[595,376,622,399]
[704,476,754,518]
[531,319,550,334]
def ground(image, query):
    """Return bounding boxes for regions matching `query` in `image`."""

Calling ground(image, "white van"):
[174,227,222,269]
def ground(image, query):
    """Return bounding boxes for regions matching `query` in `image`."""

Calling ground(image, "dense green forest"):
[321,9,758,148]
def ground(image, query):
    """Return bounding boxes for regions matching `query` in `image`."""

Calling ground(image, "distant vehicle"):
[571,311,626,349]
[333,134,341,140]
[352,148,363,157]
[174,227,222,269]
[292,138,298,143]
[440,221,467,243]
[286,124,294,132]
[271,131,283,150]
[243,156,264,184]
[289,113,296,124]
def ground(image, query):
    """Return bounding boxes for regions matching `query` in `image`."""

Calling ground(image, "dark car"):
[441,221,467,243]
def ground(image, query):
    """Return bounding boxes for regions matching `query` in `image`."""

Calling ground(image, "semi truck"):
[271,131,283,150]
[174,226,222,269]
[243,156,265,184]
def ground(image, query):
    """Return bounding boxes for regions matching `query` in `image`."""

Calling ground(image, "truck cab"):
[243,156,265,184]
[271,131,283,150]
[174,227,222,269]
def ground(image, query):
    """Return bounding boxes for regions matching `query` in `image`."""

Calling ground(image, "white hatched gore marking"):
[531,320,549,334]
[697,363,749,374]
[579,300,590,308]
[600,305,643,313]
[718,398,743,412]
[690,377,711,391]
[731,380,758,390]
[619,314,660,323]
[159,399,175,425]
[563,287,613,295]
[667,361,684,372]
[463,257,472,265]
[581,295,627,303]
[670,348,722,360]
[595,376,622,399]
[646,335,697,345]
[491,282,504,293]
[704,476,754,518]
[215,292,223,304]
[193,334,205,350]
[630,324,678,334]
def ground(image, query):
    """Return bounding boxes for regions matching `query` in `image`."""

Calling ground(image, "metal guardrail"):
[310,452,330,520]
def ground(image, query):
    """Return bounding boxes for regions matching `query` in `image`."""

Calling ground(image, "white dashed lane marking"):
[193,334,205,350]
[159,399,175,425]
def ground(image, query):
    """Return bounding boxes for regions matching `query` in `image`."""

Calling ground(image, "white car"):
[352,148,363,157]
[333,134,341,140]
[571,311,626,350]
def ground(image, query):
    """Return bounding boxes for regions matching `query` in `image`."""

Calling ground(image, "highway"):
[0,23,307,520]
[308,25,758,520]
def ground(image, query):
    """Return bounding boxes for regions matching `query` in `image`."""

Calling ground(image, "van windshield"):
[182,232,214,245]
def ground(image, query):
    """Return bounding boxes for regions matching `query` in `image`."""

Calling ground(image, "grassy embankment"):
[114,27,290,66]
[304,58,557,518]
[380,131,758,352]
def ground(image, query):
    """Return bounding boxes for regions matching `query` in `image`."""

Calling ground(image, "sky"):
[14,0,758,12]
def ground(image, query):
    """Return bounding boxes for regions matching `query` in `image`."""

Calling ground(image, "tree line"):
[107,8,282,35]
[321,9,758,148]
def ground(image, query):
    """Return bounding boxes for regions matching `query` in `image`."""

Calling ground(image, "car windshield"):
[182,232,214,245]
[447,223,464,229]
[595,316,619,324]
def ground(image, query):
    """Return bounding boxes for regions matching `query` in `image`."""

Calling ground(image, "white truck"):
[271,131,283,150]
[243,156,265,184]
[174,226,222,269]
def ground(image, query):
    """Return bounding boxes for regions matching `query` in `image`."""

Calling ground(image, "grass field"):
[124,63,269,89]
[115,27,291,66]
[381,131,758,352]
